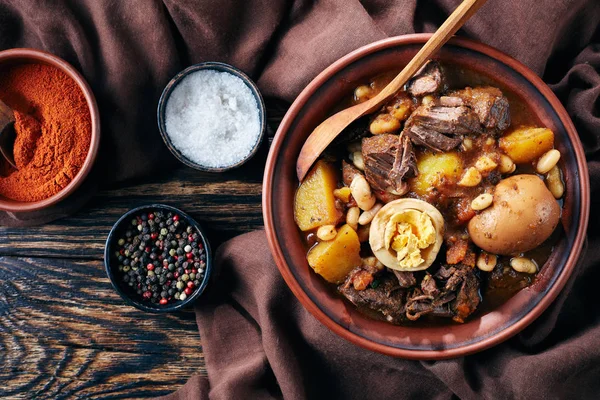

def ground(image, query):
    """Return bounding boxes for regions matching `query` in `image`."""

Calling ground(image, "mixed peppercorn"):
[114,210,206,305]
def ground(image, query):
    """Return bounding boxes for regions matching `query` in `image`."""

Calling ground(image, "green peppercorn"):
[118,265,123,271]
[160,228,168,236]
[176,281,184,290]
[147,270,155,277]
[132,218,138,226]
[118,238,125,246]
[169,249,176,257]
[174,292,180,300]
[189,273,196,280]
[182,274,189,282]
[123,265,130,272]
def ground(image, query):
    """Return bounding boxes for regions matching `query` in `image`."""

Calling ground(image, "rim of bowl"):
[157,61,266,173]
[262,34,590,359]
[103,203,213,313]
[0,48,101,212]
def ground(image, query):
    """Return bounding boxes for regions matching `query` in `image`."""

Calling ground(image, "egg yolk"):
[383,210,436,268]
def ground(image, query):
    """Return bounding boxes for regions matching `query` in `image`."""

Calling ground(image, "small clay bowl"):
[263,34,590,359]
[157,62,266,172]
[0,48,100,212]
[104,204,213,313]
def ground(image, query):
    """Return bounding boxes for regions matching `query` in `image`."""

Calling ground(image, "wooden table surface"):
[0,103,286,398]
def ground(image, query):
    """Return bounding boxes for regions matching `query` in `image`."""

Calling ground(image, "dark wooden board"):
[0,256,205,398]
[0,145,266,260]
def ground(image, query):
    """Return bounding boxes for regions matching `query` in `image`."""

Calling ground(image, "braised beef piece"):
[404,124,463,152]
[361,134,417,195]
[420,273,439,297]
[392,270,417,288]
[451,87,510,132]
[339,273,407,323]
[410,105,482,135]
[342,160,361,187]
[407,60,444,97]
[401,102,481,152]
[453,269,480,323]
[404,264,480,322]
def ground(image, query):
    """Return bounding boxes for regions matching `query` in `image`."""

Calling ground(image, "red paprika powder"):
[0,63,91,202]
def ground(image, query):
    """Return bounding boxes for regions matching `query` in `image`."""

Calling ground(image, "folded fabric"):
[161,229,599,399]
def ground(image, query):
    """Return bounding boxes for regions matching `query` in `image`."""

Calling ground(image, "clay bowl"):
[0,48,100,212]
[263,34,589,359]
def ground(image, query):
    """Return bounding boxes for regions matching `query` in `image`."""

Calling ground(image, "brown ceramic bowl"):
[0,48,100,212]
[263,34,590,359]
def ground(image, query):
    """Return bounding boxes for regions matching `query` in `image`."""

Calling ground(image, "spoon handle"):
[373,0,488,104]
[296,0,488,181]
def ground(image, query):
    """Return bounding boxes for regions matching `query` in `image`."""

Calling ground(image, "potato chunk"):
[411,152,463,196]
[499,127,554,164]
[294,160,342,231]
[307,224,361,283]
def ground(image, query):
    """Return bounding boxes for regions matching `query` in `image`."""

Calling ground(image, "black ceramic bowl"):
[104,204,212,313]
[157,61,266,172]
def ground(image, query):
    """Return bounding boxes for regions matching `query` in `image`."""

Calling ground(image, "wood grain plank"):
[0,256,205,399]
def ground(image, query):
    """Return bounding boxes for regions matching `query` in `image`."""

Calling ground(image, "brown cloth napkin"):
[1,0,599,397]
[163,229,599,399]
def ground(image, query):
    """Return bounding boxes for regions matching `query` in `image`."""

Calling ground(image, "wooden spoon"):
[296,0,488,181]
[0,99,18,170]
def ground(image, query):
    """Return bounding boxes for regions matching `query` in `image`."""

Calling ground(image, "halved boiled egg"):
[369,199,445,271]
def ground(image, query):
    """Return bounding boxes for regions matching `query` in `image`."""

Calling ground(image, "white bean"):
[462,138,473,151]
[369,114,400,135]
[477,252,497,272]
[354,85,373,103]
[316,225,337,241]
[458,167,482,187]
[350,175,376,211]
[499,154,516,174]
[346,206,360,231]
[358,203,382,225]
[471,193,493,211]
[510,257,538,274]
[536,149,561,174]
[546,166,564,199]
[421,95,435,105]
[351,151,365,171]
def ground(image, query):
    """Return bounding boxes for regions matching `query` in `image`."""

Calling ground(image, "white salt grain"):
[165,69,261,168]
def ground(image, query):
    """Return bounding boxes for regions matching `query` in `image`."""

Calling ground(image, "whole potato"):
[468,175,560,255]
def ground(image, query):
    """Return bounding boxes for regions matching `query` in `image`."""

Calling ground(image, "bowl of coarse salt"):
[157,62,266,172]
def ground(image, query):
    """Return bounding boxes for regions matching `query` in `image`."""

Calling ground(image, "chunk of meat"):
[407,60,444,97]
[451,87,510,131]
[339,274,406,323]
[410,105,482,135]
[404,124,463,152]
[392,270,417,288]
[362,134,417,195]
[342,160,361,187]
[421,273,439,297]
[452,269,481,323]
